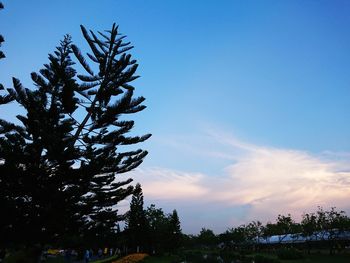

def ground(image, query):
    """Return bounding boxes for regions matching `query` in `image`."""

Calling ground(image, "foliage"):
[0,23,150,248]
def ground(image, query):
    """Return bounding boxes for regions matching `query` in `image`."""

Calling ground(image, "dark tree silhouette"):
[0,23,150,249]
[301,212,317,254]
[125,183,148,252]
[197,228,217,247]
[169,209,182,251]
[245,220,264,249]
[145,204,171,253]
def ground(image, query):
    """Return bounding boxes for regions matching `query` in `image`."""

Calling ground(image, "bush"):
[276,248,303,260]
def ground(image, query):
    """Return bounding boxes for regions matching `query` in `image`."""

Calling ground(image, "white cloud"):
[129,167,208,200]
[126,129,350,233]
[215,140,350,222]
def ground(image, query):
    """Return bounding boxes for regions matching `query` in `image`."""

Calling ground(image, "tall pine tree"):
[169,209,182,251]
[0,23,151,248]
[125,183,148,252]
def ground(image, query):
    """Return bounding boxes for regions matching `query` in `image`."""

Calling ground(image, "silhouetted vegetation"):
[0,22,150,259]
[110,184,184,255]
[125,183,148,252]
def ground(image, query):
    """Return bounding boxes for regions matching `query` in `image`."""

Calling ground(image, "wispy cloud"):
[127,129,350,233]
[131,167,208,200]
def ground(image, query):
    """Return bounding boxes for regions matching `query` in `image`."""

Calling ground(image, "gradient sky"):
[1,0,350,234]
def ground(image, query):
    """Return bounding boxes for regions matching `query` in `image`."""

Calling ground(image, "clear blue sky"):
[1,0,350,233]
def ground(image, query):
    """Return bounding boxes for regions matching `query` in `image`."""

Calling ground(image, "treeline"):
[121,190,350,257]
[53,189,350,256]
[182,207,350,255]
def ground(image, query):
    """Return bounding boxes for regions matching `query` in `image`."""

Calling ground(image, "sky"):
[0,0,350,234]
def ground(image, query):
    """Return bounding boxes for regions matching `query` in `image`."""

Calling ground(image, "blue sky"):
[1,0,350,233]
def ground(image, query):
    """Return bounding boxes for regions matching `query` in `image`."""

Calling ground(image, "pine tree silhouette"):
[0,24,151,247]
[125,183,148,252]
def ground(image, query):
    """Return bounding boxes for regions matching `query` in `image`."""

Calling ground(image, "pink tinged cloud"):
[128,130,350,230]
[130,167,209,200]
[219,146,350,222]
